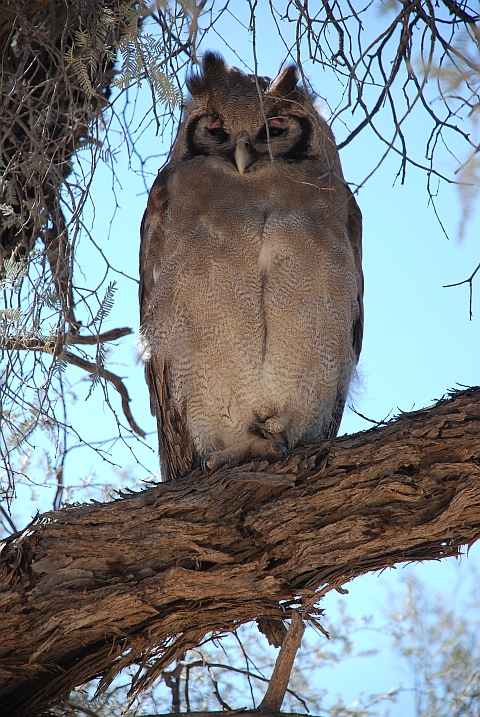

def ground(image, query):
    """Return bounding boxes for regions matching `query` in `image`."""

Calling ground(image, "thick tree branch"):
[1,386,480,716]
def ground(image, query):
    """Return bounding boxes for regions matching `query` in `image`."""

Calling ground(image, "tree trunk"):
[1,386,479,716]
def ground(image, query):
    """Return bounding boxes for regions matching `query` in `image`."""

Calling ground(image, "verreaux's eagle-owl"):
[139,52,363,482]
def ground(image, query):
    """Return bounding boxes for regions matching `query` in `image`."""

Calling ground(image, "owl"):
[139,52,363,482]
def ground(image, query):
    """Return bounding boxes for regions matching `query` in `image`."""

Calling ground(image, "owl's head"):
[173,52,339,175]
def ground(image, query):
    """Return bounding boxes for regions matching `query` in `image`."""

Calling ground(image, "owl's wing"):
[139,167,193,482]
[325,187,364,440]
[347,188,364,362]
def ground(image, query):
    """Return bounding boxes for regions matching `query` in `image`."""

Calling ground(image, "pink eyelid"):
[209,118,224,128]
[268,118,285,128]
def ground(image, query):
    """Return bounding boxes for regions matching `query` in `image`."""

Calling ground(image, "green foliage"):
[0,202,22,230]
[112,16,182,107]
[1,256,27,290]
[58,574,480,717]
[388,574,480,717]
[93,281,117,329]
[66,2,182,107]
[65,620,400,717]
[64,5,118,98]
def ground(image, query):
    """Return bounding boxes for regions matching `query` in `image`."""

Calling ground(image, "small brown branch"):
[259,612,305,712]
[69,327,133,344]
[0,327,133,351]
[62,350,145,437]
[440,0,479,25]
[0,328,144,436]
[163,657,184,714]
[444,261,480,320]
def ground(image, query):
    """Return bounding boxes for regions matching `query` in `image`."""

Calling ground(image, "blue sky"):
[9,2,480,713]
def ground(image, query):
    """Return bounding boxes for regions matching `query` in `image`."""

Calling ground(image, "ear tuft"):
[202,51,227,74]
[267,65,299,98]
[187,52,228,96]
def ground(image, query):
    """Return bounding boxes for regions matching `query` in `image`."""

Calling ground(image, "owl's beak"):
[234,135,251,176]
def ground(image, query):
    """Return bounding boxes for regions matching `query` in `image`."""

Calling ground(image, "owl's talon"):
[262,417,284,434]
[200,455,210,475]
[255,417,285,443]
[275,441,289,458]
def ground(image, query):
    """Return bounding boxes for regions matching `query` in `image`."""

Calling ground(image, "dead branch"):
[0,386,479,716]
[444,261,480,320]
[62,349,145,438]
[0,327,133,351]
[0,328,143,437]
[69,327,133,345]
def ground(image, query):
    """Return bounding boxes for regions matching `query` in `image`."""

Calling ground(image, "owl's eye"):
[257,118,286,141]
[207,118,229,140]
[267,126,285,138]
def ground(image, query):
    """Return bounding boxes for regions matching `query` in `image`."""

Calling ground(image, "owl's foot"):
[256,417,284,435]
[255,416,288,448]
[200,436,288,474]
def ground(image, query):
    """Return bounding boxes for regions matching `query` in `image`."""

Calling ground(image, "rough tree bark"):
[1,386,480,717]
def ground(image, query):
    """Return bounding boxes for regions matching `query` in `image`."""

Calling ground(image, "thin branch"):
[175,659,307,707]
[69,327,133,345]
[208,665,233,711]
[0,326,133,351]
[163,657,184,714]
[65,701,101,717]
[0,327,143,436]
[62,350,145,438]
[0,504,17,535]
[443,261,480,319]
[440,0,480,26]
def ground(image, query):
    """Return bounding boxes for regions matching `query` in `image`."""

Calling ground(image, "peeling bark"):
[1,386,480,716]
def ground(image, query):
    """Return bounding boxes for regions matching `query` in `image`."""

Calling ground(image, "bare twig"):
[65,701,101,717]
[62,350,145,437]
[0,327,133,352]
[444,261,480,320]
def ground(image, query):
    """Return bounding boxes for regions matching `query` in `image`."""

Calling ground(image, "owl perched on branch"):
[140,52,363,482]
